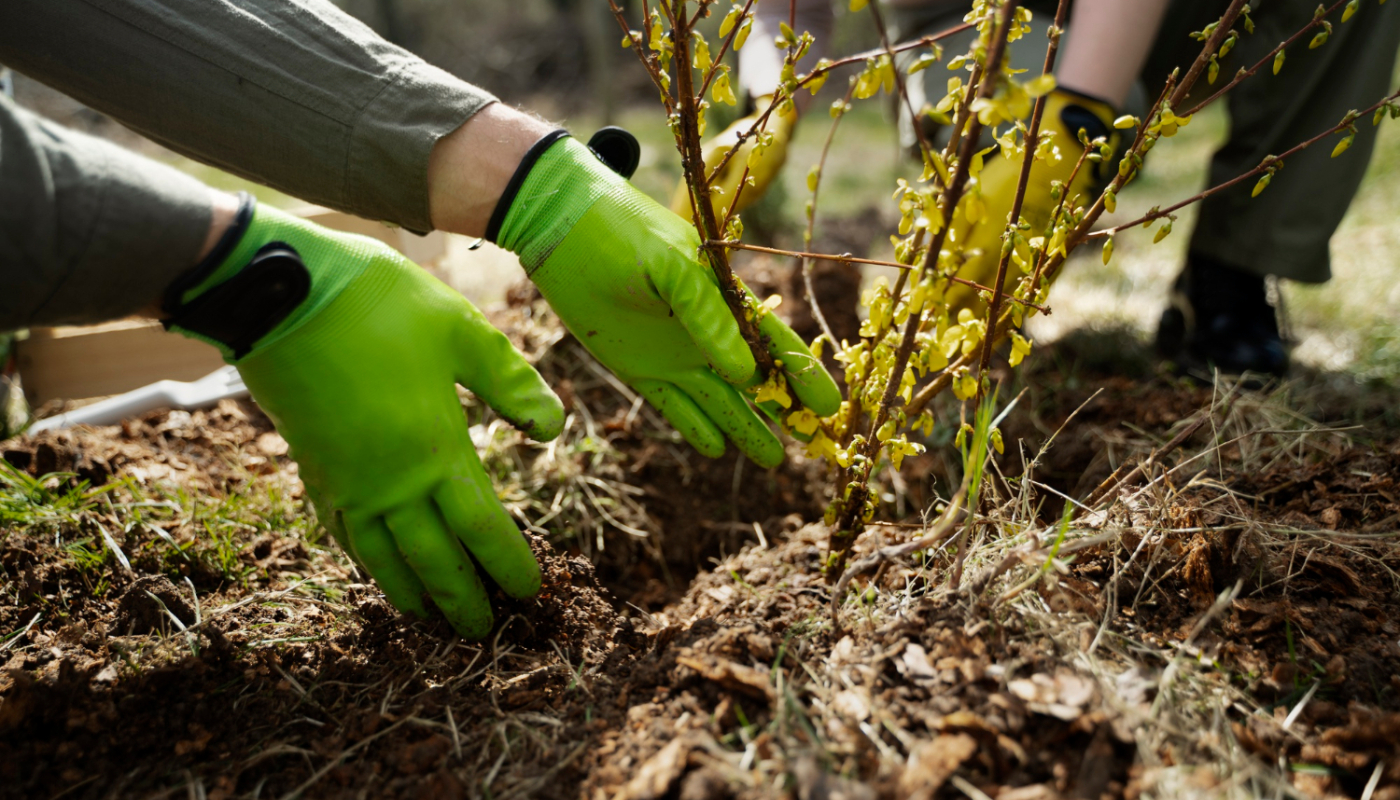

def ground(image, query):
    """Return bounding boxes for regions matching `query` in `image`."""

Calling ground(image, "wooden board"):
[15,320,225,406]
[15,207,446,405]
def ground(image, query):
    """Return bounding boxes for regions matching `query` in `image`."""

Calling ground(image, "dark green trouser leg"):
[1148,0,1400,283]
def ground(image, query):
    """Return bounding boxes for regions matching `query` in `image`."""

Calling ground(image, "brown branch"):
[656,0,678,28]
[799,79,860,348]
[688,0,723,30]
[1181,0,1350,119]
[976,0,1071,388]
[710,241,1051,313]
[669,11,777,377]
[826,0,1020,579]
[1085,86,1400,240]
[1170,0,1250,108]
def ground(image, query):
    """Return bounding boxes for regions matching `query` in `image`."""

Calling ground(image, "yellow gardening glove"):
[670,96,797,223]
[944,90,1119,318]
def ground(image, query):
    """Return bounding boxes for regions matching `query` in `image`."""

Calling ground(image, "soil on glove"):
[2,331,1399,800]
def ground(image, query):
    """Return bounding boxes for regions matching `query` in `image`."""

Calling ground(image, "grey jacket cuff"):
[0,0,497,236]
[0,98,211,330]
[346,62,496,234]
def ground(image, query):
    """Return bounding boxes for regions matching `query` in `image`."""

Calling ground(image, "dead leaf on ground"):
[896,643,938,684]
[675,653,773,700]
[1007,673,1097,721]
[898,733,978,800]
[833,688,871,721]
[615,736,699,800]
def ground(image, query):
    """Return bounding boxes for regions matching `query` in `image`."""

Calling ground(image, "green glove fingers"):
[433,475,541,599]
[672,370,785,468]
[753,296,843,417]
[451,302,565,443]
[383,500,494,638]
[494,132,842,466]
[165,196,561,639]
[634,380,728,459]
[646,247,755,386]
[341,513,431,617]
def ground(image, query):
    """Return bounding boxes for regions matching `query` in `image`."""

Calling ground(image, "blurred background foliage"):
[4,0,1399,394]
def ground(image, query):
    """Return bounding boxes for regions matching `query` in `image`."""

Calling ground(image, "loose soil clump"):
[2,331,1398,799]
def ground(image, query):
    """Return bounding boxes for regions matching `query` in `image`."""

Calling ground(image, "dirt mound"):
[3,335,1400,799]
[3,398,283,491]
[585,523,1139,800]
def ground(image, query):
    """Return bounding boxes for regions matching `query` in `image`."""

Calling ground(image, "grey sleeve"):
[0,0,496,236]
[0,95,212,330]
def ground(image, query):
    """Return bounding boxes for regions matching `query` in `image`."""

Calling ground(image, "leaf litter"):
[1,304,1398,799]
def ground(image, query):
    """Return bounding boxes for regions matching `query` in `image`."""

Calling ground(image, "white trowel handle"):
[27,366,249,433]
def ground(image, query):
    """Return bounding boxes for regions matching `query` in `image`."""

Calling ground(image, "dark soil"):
[2,331,1399,799]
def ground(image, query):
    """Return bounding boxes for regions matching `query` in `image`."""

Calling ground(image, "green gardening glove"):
[164,196,563,639]
[490,131,841,468]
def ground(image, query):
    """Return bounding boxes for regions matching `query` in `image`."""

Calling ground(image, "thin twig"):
[795,25,975,90]
[1181,0,1350,118]
[799,78,859,348]
[1085,86,1400,240]
[977,0,1070,389]
[710,240,1050,312]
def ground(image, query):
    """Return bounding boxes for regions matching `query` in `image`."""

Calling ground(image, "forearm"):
[0,0,496,235]
[0,96,216,330]
[1058,0,1171,107]
[741,0,833,111]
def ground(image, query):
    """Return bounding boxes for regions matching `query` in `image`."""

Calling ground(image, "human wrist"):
[199,190,244,263]
[426,103,555,237]
[142,190,243,319]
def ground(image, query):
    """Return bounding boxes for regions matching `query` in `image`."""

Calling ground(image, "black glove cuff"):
[165,243,311,359]
[484,129,571,244]
[1056,88,1117,145]
[161,191,256,318]
[588,127,641,180]
[1056,87,1117,112]
[483,127,643,244]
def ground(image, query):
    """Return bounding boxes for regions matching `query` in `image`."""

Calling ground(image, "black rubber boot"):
[1155,254,1290,381]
